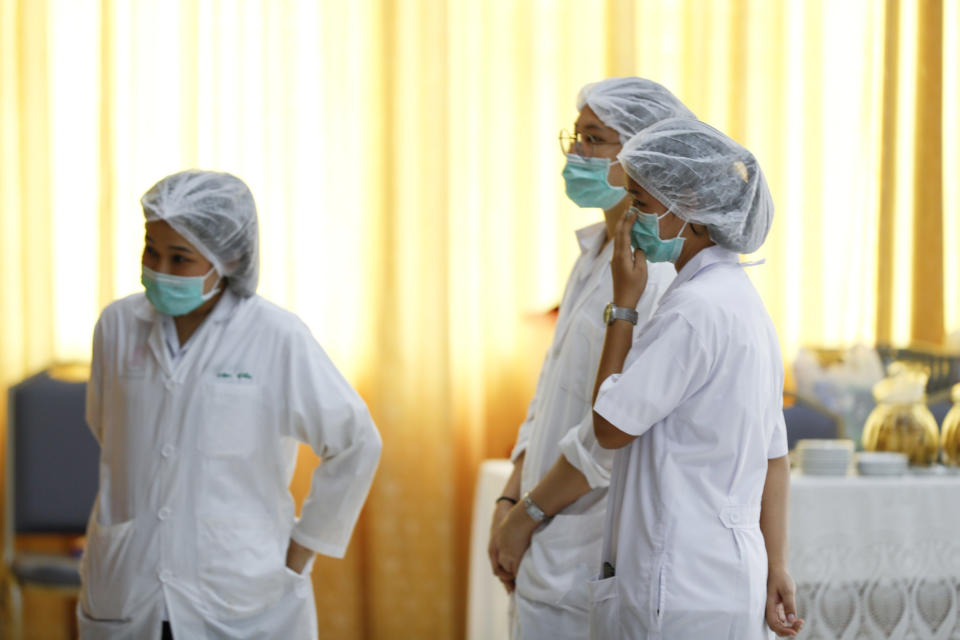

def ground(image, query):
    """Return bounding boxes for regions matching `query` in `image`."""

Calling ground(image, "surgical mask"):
[562,154,627,210]
[629,207,687,263]
[141,265,221,316]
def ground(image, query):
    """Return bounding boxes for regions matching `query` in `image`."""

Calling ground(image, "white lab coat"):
[509,223,675,638]
[590,246,787,640]
[78,290,382,639]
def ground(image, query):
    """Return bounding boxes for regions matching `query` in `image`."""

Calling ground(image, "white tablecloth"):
[789,473,960,639]
[468,462,960,639]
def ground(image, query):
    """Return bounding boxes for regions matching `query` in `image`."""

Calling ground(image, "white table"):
[467,460,513,640]
[468,460,960,639]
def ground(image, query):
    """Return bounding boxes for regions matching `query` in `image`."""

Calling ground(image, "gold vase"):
[862,369,940,466]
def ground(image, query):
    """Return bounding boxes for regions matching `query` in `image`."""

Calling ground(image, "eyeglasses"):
[558,128,621,155]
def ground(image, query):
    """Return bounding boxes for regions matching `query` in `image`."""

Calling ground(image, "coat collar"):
[575,222,608,256]
[661,244,740,299]
[551,223,612,347]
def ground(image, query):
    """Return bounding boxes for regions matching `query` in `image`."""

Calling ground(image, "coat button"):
[158,507,172,520]
[730,511,740,524]
[158,569,172,583]
[161,444,175,458]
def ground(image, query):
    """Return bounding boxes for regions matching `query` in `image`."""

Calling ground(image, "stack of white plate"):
[796,439,854,476]
[857,452,908,476]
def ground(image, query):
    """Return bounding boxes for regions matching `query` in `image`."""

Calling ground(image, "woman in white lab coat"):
[79,170,382,639]
[590,119,804,638]
[487,78,694,640]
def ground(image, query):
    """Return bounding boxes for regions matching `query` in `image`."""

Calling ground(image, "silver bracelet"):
[521,491,547,523]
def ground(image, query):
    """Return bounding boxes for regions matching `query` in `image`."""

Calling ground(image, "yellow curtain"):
[1,0,956,638]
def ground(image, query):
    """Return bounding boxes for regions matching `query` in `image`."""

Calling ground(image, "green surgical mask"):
[562,154,627,210]
[141,265,221,316]
[629,206,687,263]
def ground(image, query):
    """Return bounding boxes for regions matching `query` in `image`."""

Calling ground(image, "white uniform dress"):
[78,290,382,639]
[509,222,675,639]
[590,245,788,640]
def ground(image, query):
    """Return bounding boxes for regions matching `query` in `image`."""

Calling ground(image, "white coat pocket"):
[587,575,620,639]
[518,513,603,610]
[283,565,312,599]
[76,603,137,640]
[198,516,287,618]
[79,516,137,621]
[198,382,266,458]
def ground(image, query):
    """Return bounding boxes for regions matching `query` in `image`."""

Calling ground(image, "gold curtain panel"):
[1,0,957,638]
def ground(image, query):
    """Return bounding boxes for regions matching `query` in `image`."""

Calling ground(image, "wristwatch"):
[521,491,548,523]
[603,302,639,326]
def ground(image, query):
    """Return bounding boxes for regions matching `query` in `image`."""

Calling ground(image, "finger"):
[765,614,797,636]
[493,559,513,581]
[781,588,799,626]
[768,621,797,637]
[487,542,501,574]
[490,547,512,581]
[613,210,635,259]
[498,553,516,577]
[765,597,781,628]
[765,599,797,636]
[488,554,501,577]
[612,213,626,259]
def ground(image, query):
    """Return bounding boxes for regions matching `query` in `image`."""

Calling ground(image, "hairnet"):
[141,170,259,297]
[576,77,696,143]
[618,118,774,254]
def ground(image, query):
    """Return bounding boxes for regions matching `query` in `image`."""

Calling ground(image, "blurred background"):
[1,0,957,638]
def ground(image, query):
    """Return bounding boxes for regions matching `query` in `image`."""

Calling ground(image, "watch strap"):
[605,302,639,326]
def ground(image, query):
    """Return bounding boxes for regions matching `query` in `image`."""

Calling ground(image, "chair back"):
[875,345,960,394]
[928,401,952,431]
[7,371,99,535]
[784,403,839,450]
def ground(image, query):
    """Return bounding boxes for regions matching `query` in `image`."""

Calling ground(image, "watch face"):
[603,304,613,325]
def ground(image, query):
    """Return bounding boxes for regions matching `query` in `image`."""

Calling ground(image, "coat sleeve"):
[85,317,104,444]
[767,410,789,459]
[767,375,789,459]
[284,324,382,558]
[560,262,676,476]
[594,312,707,438]
[557,410,614,489]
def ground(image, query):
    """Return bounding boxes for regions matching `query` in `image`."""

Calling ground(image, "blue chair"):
[783,394,841,450]
[3,368,99,636]
[924,387,954,432]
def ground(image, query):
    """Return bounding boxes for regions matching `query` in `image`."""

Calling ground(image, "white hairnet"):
[141,170,259,297]
[576,77,696,143]
[618,118,774,254]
